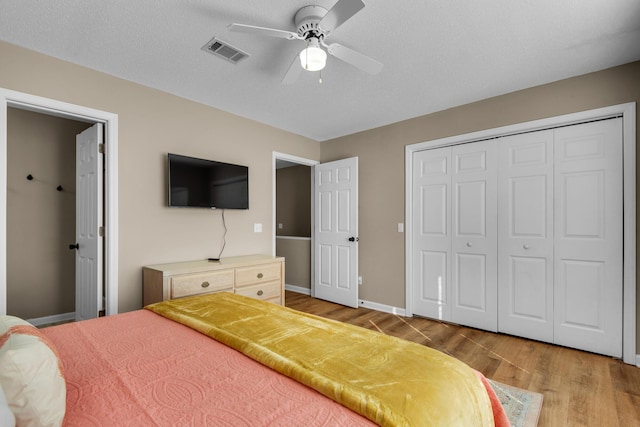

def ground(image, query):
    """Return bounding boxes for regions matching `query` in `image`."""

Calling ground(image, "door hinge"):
[99,226,104,237]
[98,143,105,154]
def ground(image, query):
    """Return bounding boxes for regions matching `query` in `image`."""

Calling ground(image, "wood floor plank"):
[566,351,615,426]
[613,391,640,427]
[609,359,640,396]
[285,291,640,427]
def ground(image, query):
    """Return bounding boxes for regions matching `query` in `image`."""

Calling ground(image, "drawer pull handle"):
[201,281,210,288]
[257,290,264,296]
[257,273,264,279]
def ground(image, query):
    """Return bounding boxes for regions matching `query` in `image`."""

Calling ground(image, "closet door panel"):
[451,141,498,331]
[454,253,487,306]
[510,176,547,237]
[509,256,549,320]
[553,118,623,357]
[418,251,448,303]
[498,131,554,342]
[412,147,452,320]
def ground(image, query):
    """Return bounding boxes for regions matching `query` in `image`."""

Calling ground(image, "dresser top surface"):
[144,254,284,276]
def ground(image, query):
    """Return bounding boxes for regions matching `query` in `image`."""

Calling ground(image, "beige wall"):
[276,165,311,237]
[0,41,321,313]
[7,108,89,318]
[321,60,640,351]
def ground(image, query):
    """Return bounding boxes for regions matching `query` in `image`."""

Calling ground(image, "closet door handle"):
[69,243,79,250]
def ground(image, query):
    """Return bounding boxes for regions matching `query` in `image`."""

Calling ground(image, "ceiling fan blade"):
[282,55,303,85]
[228,23,301,40]
[326,43,383,75]
[319,0,365,33]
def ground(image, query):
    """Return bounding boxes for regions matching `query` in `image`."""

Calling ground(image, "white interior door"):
[411,147,452,320]
[553,118,623,357]
[498,130,554,342]
[75,123,103,321]
[451,141,498,331]
[313,157,358,308]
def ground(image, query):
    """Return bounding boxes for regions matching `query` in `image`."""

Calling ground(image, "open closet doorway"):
[0,88,119,322]
[272,153,317,297]
[6,108,95,324]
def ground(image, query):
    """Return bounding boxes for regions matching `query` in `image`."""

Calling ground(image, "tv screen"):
[168,153,249,209]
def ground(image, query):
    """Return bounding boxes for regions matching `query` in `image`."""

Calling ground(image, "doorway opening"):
[272,152,317,296]
[0,88,119,319]
[7,108,95,324]
[272,152,360,308]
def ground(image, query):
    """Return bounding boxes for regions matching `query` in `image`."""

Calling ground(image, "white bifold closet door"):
[451,142,498,331]
[412,141,498,331]
[497,130,555,342]
[412,118,623,357]
[553,119,622,356]
[498,118,623,357]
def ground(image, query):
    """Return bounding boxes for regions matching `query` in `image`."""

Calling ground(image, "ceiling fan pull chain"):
[304,39,310,70]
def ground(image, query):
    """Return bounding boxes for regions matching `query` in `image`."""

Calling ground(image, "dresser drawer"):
[234,280,281,301]
[235,262,281,287]
[170,270,234,299]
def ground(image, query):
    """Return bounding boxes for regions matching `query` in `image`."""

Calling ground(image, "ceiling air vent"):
[202,37,249,64]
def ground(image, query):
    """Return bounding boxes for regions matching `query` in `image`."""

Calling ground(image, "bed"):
[1,293,510,426]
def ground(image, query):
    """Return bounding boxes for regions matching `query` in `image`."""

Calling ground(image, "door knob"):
[69,243,79,250]
[348,237,359,242]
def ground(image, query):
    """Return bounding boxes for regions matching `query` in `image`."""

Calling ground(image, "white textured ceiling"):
[1,0,639,141]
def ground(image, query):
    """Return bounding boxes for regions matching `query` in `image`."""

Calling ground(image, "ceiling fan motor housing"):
[295,5,328,40]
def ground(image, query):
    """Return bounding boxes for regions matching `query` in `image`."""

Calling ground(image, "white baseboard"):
[286,285,406,316]
[359,299,406,316]
[284,284,311,295]
[27,312,75,327]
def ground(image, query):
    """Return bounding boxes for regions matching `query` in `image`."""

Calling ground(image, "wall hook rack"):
[26,174,33,181]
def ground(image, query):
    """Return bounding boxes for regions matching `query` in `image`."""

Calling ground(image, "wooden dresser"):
[143,255,285,306]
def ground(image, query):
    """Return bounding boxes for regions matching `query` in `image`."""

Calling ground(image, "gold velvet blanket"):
[146,293,494,427]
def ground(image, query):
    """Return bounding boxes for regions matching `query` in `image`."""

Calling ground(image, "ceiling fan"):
[228,0,383,84]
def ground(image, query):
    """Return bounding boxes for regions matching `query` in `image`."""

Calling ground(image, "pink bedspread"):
[42,310,375,426]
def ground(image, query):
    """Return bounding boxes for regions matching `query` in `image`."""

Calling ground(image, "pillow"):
[0,385,15,427]
[0,316,66,427]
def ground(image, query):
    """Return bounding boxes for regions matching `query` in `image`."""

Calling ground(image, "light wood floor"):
[285,291,640,427]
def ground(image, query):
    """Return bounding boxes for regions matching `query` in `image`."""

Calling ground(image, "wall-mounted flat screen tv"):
[168,153,249,209]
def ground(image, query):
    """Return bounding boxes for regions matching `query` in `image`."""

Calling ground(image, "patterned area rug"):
[488,380,543,427]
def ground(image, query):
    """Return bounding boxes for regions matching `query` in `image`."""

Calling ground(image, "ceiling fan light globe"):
[299,46,327,71]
